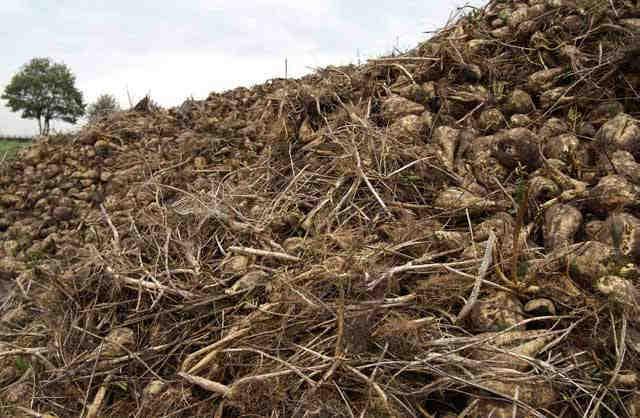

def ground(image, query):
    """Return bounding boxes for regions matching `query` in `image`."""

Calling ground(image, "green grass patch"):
[14,356,31,372]
[0,138,31,160]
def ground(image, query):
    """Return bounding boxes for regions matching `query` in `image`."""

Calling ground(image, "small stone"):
[3,382,32,404]
[52,206,73,221]
[482,377,557,407]
[626,388,640,416]
[73,191,92,202]
[472,401,528,418]
[283,237,306,254]
[510,114,532,127]
[613,373,637,387]
[388,114,426,140]
[100,171,113,182]
[223,255,250,275]
[461,63,482,82]
[0,194,22,208]
[3,240,19,257]
[298,118,318,143]
[82,169,99,179]
[577,122,596,137]
[528,67,565,91]
[492,127,541,170]
[491,17,505,28]
[607,152,640,185]
[562,14,583,32]
[94,139,112,155]
[539,117,569,138]
[595,113,640,158]
[101,327,136,357]
[23,148,42,164]
[451,84,489,103]
[478,108,505,133]
[467,39,494,54]
[568,241,615,286]
[589,175,638,212]
[524,298,556,315]
[507,6,530,28]
[594,213,640,262]
[194,156,207,169]
[44,164,61,177]
[226,270,269,295]
[431,126,459,170]
[596,275,637,308]
[1,304,29,325]
[475,212,515,241]
[543,203,582,251]
[434,187,500,215]
[0,257,27,277]
[471,291,525,332]
[528,176,560,204]
[621,18,640,32]
[392,82,432,105]
[421,81,438,103]
[79,130,99,145]
[504,89,534,114]
[540,86,573,109]
[529,3,547,12]
[381,95,425,122]
[584,220,605,240]
[589,101,625,124]
[517,19,538,36]
[434,230,469,252]
[544,133,580,163]
[143,380,167,398]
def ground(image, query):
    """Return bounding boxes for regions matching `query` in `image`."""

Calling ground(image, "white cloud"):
[80,48,354,108]
[0,104,37,137]
[199,0,333,15]
[1,0,27,14]
[0,0,489,136]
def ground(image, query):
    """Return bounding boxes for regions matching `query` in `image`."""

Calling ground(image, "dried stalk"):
[100,203,121,253]
[105,266,195,298]
[85,375,112,418]
[228,246,300,263]
[178,372,231,397]
[456,231,496,323]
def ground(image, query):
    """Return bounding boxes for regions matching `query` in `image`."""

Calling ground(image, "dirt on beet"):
[2,0,640,417]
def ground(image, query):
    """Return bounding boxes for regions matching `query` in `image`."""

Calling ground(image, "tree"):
[2,58,85,135]
[87,94,120,123]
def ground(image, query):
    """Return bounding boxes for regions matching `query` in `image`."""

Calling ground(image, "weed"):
[15,357,30,372]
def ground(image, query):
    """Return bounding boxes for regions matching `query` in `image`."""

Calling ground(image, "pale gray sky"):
[0,0,484,136]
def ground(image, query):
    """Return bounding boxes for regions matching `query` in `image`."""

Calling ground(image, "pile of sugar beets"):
[2,0,640,416]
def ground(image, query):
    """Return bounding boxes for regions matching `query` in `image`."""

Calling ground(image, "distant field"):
[0,138,31,160]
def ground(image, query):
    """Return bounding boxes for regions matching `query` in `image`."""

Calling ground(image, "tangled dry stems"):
[1,0,640,416]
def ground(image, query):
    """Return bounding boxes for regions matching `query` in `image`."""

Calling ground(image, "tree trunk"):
[44,117,50,136]
[37,116,43,135]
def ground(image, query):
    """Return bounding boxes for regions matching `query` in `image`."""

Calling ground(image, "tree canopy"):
[87,94,120,123]
[2,57,85,135]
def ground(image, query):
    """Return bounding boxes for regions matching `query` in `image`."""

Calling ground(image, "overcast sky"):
[0,0,484,136]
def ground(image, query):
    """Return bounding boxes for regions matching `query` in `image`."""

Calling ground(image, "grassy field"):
[0,138,31,160]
